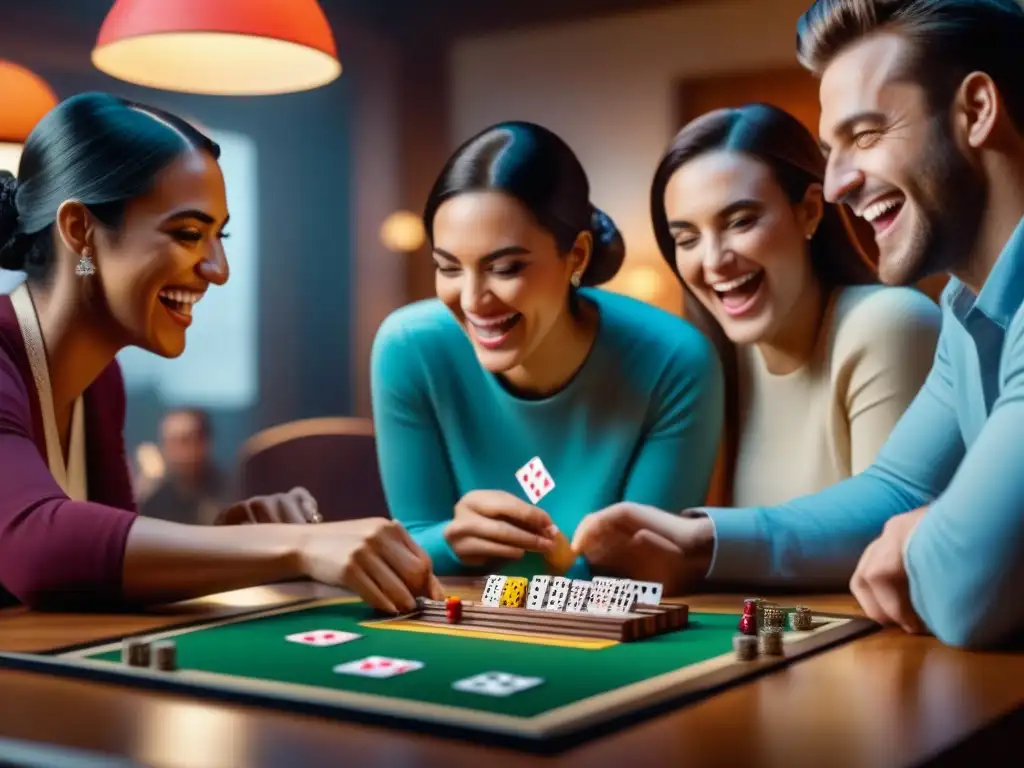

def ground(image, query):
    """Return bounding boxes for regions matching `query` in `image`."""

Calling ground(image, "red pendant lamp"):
[91,0,341,96]
[0,60,59,173]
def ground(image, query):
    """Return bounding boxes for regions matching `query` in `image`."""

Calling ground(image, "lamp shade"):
[92,0,341,96]
[0,60,59,144]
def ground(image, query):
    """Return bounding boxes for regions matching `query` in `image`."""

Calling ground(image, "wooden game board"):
[0,597,878,752]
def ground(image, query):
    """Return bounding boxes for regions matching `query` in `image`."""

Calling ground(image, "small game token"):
[738,598,758,635]
[760,602,785,629]
[758,627,784,656]
[788,606,813,631]
[122,638,151,667]
[445,596,463,623]
[733,633,758,661]
[151,640,178,671]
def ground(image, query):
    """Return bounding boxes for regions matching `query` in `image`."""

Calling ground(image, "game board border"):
[0,598,879,753]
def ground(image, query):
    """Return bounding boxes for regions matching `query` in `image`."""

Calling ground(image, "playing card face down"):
[333,656,423,678]
[453,671,544,697]
[286,629,361,647]
[516,456,555,503]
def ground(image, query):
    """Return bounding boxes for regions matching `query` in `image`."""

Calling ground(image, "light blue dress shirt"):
[704,215,1024,649]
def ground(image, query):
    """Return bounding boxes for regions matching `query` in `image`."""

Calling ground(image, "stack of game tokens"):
[788,605,813,631]
[121,638,151,667]
[760,602,785,630]
[758,626,784,656]
[733,633,758,661]
[152,640,178,671]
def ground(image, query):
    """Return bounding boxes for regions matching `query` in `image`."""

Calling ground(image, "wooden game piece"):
[121,638,151,667]
[151,640,178,671]
[445,596,463,623]
[407,591,690,643]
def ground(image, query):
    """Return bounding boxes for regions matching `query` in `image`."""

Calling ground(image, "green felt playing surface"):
[86,602,741,718]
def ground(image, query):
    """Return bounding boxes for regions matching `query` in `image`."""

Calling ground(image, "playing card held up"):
[516,456,555,504]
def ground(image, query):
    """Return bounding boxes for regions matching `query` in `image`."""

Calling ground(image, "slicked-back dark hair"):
[424,121,625,289]
[0,91,221,282]
[796,0,1024,130]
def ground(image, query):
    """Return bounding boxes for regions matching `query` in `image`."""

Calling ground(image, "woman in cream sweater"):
[649,103,941,506]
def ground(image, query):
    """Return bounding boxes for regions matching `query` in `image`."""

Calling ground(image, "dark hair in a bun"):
[1,91,220,282]
[424,121,625,290]
[0,172,30,271]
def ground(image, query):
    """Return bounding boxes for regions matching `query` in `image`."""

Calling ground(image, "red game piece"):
[738,598,758,635]
[445,596,463,623]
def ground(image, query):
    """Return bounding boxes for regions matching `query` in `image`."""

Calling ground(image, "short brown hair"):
[796,0,1024,130]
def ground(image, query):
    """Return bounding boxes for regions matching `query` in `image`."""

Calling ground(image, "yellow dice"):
[499,576,528,608]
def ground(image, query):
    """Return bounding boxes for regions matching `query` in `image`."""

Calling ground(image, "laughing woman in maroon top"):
[0,92,441,613]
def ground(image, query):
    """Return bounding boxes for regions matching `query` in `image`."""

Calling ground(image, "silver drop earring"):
[570,272,582,288]
[75,248,95,277]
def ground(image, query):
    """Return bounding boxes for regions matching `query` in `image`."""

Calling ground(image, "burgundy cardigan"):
[0,295,137,609]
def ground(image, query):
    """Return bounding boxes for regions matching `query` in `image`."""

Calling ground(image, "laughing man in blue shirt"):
[572,0,1024,649]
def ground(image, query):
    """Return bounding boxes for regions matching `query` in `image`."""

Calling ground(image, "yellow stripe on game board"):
[360,620,617,650]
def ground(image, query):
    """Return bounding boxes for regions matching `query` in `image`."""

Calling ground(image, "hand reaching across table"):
[214,486,322,525]
[572,502,716,595]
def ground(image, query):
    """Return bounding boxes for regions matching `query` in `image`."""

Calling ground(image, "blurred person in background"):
[139,407,227,525]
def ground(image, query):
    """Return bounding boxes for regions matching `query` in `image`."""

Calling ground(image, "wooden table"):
[0,581,1020,768]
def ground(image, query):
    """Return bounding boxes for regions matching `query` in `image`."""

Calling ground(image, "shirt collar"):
[949,215,1024,328]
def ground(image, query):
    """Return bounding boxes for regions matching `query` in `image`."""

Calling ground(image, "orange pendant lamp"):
[0,60,59,173]
[92,0,341,96]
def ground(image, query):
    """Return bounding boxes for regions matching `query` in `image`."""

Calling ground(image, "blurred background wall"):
[0,0,913,484]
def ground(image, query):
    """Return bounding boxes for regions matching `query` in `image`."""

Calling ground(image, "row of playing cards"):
[483,574,662,613]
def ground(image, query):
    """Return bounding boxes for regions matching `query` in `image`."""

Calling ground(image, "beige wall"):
[449,0,815,312]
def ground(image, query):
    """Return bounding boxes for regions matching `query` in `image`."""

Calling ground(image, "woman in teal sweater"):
[370,121,723,578]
